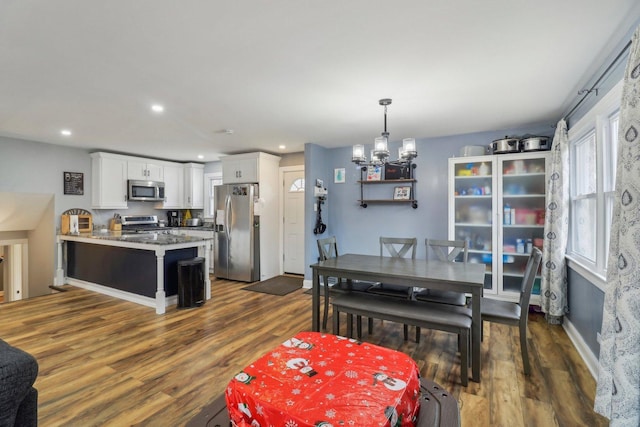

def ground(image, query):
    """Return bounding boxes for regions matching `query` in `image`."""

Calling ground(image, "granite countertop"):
[60,231,212,246]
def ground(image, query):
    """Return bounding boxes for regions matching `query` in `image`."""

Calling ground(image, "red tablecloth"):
[226,332,421,426]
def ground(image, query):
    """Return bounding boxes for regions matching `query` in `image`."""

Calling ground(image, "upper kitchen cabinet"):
[127,159,163,181]
[91,152,128,209]
[222,155,260,183]
[184,163,204,209]
[156,163,184,209]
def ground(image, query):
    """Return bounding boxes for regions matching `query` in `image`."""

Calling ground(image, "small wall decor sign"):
[393,186,411,200]
[366,165,382,181]
[334,168,346,183]
[63,172,84,195]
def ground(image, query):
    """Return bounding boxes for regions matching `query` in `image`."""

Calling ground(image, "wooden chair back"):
[426,239,469,263]
[380,237,417,259]
[518,247,543,323]
[317,236,338,261]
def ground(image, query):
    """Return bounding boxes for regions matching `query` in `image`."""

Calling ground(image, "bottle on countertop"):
[182,209,192,226]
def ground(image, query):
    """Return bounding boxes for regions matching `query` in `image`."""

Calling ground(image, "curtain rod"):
[564,39,633,121]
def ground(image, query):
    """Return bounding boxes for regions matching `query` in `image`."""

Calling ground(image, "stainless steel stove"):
[120,215,172,233]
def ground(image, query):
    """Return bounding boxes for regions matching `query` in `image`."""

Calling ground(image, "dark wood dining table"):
[310,253,486,383]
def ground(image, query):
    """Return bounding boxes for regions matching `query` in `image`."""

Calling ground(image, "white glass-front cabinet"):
[449,151,549,303]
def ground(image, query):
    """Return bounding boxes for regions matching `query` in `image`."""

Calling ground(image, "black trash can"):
[177,257,205,309]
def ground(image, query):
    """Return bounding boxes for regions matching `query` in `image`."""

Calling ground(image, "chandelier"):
[351,98,417,166]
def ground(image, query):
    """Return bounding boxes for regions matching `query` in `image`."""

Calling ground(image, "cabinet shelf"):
[455,195,492,199]
[503,172,546,178]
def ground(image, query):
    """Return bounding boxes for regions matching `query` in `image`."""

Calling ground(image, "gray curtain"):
[594,25,640,427]
[540,119,569,324]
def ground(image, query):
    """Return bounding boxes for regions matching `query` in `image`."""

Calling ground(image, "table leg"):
[471,289,481,382]
[312,268,320,331]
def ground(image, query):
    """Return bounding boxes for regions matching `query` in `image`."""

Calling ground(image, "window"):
[289,178,305,192]
[571,130,597,262]
[568,80,622,284]
[203,172,223,218]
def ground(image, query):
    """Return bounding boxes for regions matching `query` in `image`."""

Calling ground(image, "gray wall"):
[0,137,93,219]
[566,268,605,356]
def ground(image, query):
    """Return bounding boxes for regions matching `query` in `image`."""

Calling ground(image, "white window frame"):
[566,80,622,290]
[203,172,223,219]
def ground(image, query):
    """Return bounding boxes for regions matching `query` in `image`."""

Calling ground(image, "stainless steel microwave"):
[127,180,165,202]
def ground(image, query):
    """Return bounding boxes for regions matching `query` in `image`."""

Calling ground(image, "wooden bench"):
[187,378,460,427]
[332,293,472,386]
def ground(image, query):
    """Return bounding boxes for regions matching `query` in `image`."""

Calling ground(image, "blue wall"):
[303,123,554,279]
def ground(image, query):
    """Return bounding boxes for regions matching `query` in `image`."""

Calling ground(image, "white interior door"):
[283,170,305,274]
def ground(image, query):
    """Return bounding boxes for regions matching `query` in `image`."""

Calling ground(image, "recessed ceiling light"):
[197,154,204,159]
[278,145,286,150]
[151,104,164,113]
[60,129,72,136]
[224,129,234,135]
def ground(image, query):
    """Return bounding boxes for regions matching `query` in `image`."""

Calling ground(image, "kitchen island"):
[55,231,212,314]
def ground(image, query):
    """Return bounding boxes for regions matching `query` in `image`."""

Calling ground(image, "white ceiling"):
[1,1,639,162]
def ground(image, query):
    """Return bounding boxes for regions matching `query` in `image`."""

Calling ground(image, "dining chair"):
[414,239,469,307]
[366,237,417,340]
[316,236,375,330]
[413,239,469,343]
[481,247,542,375]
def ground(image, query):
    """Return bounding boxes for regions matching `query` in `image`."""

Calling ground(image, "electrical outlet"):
[596,332,601,344]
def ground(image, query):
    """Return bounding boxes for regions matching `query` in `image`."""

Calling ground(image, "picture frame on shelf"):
[366,165,382,181]
[393,186,411,200]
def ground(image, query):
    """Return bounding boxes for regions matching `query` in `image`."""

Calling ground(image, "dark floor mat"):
[241,275,302,296]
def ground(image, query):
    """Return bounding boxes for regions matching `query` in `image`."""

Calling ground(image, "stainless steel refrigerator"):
[214,184,260,282]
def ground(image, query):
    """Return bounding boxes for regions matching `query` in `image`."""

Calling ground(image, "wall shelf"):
[358,164,418,208]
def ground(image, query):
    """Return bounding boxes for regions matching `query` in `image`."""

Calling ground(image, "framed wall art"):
[63,171,84,195]
[393,186,411,200]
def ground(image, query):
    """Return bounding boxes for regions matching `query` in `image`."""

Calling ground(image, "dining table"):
[310,253,486,383]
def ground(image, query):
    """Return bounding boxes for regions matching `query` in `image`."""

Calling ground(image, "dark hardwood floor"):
[0,277,606,426]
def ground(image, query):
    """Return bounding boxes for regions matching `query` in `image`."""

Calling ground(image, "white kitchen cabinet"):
[177,228,214,273]
[222,156,259,183]
[184,163,204,209]
[91,152,129,209]
[127,160,163,181]
[156,163,184,209]
[449,151,549,303]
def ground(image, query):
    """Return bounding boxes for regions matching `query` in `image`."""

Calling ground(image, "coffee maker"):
[167,210,182,227]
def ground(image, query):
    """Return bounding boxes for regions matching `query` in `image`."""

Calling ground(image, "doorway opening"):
[0,241,28,303]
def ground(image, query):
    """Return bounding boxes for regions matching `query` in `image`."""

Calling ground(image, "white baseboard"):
[563,318,599,380]
[303,279,312,289]
[65,277,177,310]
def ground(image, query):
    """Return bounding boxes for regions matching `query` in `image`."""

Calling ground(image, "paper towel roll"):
[70,215,79,234]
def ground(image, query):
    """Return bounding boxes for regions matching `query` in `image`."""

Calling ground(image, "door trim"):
[279,165,305,275]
